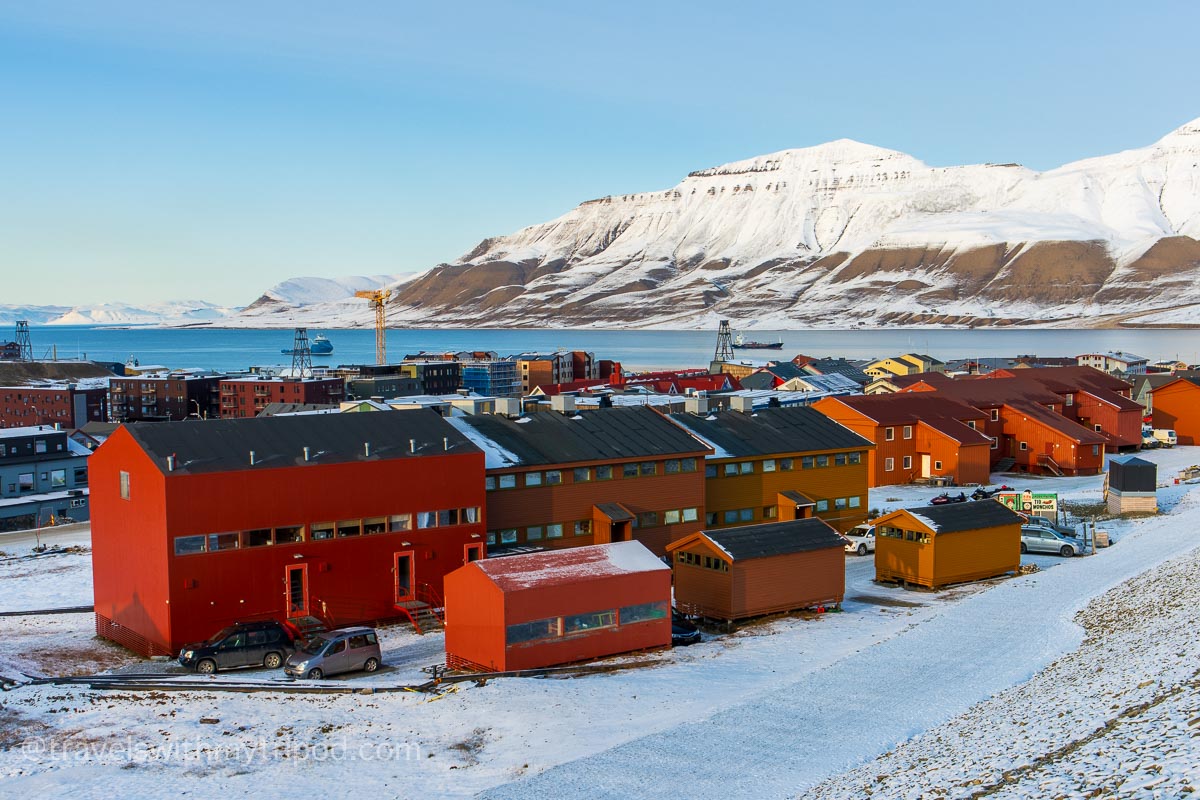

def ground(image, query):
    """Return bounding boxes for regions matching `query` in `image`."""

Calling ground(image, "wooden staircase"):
[993,457,1016,473]
[1038,453,1064,477]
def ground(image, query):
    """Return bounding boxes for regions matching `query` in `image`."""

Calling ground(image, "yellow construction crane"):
[354,289,391,365]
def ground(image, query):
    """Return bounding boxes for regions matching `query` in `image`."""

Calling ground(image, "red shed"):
[444,541,671,672]
[90,410,487,657]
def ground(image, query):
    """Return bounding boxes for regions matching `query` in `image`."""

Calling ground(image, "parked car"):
[1153,429,1177,448]
[179,619,296,674]
[284,626,382,679]
[1018,514,1077,537]
[843,524,876,556]
[1020,524,1080,557]
[671,610,702,646]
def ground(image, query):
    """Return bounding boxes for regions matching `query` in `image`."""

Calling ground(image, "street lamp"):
[190,399,205,420]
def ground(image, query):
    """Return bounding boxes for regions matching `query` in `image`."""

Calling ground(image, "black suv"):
[178,620,296,674]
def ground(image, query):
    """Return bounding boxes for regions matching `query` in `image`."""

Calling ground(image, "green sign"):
[997,490,1059,517]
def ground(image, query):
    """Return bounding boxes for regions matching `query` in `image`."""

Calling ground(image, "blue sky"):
[1,1,1197,306]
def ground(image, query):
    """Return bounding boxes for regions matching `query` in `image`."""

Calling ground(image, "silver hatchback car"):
[1020,524,1079,557]
[284,626,382,679]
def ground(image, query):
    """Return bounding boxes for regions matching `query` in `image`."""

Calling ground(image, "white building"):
[1077,351,1149,375]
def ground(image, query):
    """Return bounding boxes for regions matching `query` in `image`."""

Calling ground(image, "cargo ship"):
[282,334,333,355]
[732,333,784,350]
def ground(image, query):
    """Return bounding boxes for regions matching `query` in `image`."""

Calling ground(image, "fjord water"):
[27,326,1200,373]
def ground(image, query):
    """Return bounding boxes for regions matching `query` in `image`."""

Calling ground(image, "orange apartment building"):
[901,376,1108,476]
[812,394,991,487]
[1151,377,1200,445]
[447,406,711,555]
[668,406,873,532]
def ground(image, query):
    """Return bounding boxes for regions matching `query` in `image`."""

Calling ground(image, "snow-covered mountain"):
[0,300,237,327]
[231,274,420,327]
[365,116,1200,329]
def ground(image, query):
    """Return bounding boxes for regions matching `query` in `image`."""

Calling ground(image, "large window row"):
[676,551,730,572]
[877,525,931,544]
[486,459,696,491]
[506,601,668,646]
[172,507,479,556]
[704,452,863,478]
[488,518,593,546]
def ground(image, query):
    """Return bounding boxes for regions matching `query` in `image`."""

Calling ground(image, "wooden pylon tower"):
[354,289,392,365]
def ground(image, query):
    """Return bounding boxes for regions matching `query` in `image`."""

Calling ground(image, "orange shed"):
[666,519,846,621]
[443,541,671,672]
[873,501,1023,589]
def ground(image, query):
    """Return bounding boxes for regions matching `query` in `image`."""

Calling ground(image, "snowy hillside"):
[365,116,1200,330]
[0,301,237,327]
[231,274,420,327]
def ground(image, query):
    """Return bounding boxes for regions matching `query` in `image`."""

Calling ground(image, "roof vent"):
[443,437,449,451]
[364,442,371,457]
[249,450,256,465]
[303,446,311,461]
[685,396,709,416]
[730,396,754,414]
[409,439,416,453]
[551,395,576,414]
[166,454,176,472]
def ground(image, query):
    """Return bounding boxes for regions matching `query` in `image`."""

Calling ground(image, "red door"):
[285,564,308,615]
[393,552,415,603]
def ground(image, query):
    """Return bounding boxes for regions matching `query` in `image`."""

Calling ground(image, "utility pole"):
[290,328,313,378]
[714,320,734,363]
[15,321,32,361]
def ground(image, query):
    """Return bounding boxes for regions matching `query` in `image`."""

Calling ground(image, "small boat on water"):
[282,334,334,356]
[732,333,784,350]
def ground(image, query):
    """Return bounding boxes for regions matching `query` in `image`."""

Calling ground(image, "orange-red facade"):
[1152,379,1200,445]
[90,426,485,657]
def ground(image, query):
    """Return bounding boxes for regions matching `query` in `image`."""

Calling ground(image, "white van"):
[1153,429,1177,448]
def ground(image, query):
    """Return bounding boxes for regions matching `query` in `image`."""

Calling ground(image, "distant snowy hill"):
[358,116,1200,329]
[229,273,422,327]
[0,301,237,327]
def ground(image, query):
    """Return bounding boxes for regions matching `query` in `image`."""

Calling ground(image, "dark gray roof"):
[779,490,815,507]
[452,407,710,468]
[594,503,634,522]
[901,500,1025,534]
[669,406,872,458]
[738,371,779,391]
[121,408,480,475]
[806,358,871,385]
[257,402,339,417]
[699,519,844,560]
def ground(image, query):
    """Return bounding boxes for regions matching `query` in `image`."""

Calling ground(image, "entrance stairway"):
[287,615,327,639]
[993,457,1016,473]
[1038,454,1064,476]
[395,600,444,634]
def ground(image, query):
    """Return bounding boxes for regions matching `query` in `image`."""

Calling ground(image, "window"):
[705,512,718,526]
[244,528,273,547]
[485,476,496,490]
[833,453,846,466]
[417,512,437,529]
[50,469,65,488]
[762,459,776,473]
[1094,424,1102,432]
[119,470,130,500]
[636,512,658,528]
[34,439,46,454]
[640,462,656,476]
[967,420,976,429]
[275,525,305,544]
[1019,441,1028,451]
[722,509,738,524]
[802,456,815,469]
[779,458,794,471]
[437,509,458,527]
[849,452,862,465]
[1093,445,1100,456]
[816,499,829,512]
[849,496,861,508]
[207,532,239,552]
[507,618,560,645]
[885,427,895,441]
[991,409,1000,422]
[389,514,412,532]
[816,455,830,467]
[902,456,912,469]
[835,498,847,510]
[682,458,697,473]
[526,526,544,541]
[739,462,753,475]
[1066,394,1074,406]
[498,474,517,489]
[705,465,718,478]
[739,508,754,522]
[311,522,335,541]
[620,601,668,625]
[500,528,518,544]
[463,506,479,524]
[573,467,592,483]
[665,459,681,474]
[574,520,592,536]
[74,467,88,486]
[547,523,564,539]
[990,437,999,450]
[525,471,543,487]
[173,535,206,556]
[486,531,497,545]
[884,458,894,471]
[596,465,613,481]
[763,506,778,520]
[623,463,639,478]
[664,509,681,524]
[723,463,739,477]
[903,425,913,439]
[682,507,698,522]
[363,517,387,535]
[563,610,616,634]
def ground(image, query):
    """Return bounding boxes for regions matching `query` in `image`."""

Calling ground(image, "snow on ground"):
[0,449,1198,797]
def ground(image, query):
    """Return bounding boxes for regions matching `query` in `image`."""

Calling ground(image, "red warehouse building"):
[1,384,108,429]
[444,540,671,672]
[90,410,486,657]
[1152,377,1200,445]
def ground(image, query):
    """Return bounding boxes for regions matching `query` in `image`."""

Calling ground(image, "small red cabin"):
[90,410,486,657]
[443,541,671,672]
